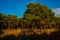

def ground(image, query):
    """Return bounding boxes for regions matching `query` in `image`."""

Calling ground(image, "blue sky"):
[0,0,60,17]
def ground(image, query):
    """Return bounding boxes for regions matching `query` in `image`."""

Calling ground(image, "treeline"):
[0,3,60,30]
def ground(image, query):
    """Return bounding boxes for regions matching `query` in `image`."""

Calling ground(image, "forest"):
[0,3,60,40]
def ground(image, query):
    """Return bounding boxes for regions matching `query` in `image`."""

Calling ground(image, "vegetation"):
[0,3,60,29]
[0,3,60,40]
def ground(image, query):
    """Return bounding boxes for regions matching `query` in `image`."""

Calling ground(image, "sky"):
[0,0,60,17]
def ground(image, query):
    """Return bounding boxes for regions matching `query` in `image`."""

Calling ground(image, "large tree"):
[23,3,56,29]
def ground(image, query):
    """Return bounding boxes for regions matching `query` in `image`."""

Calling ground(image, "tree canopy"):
[0,3,60,30]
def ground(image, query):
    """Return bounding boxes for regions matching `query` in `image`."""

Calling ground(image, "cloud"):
[53,8,60,17]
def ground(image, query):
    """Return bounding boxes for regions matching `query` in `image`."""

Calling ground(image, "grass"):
[0,28,59,38]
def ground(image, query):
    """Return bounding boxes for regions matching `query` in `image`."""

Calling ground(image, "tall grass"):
[0,28,59,38]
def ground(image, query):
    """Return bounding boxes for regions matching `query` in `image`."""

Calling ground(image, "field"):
[0,28,59,38]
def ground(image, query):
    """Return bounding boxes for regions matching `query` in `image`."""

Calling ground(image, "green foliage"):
[0,3,60,30]
[23,3,56,29]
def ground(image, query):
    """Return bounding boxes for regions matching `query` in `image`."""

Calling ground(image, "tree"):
[6,15,19,29]
[0,13,7,30]
[23,3,56,29]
